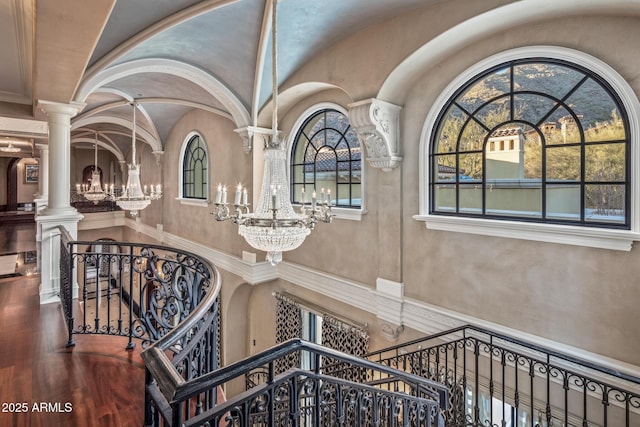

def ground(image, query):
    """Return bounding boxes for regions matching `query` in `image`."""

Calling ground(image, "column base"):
[36,210,83,306]
[39,206,81,217]
[40,287,60,305]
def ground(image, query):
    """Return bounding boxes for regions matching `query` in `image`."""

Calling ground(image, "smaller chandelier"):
[116,102,162,217]
[78,132,110,204]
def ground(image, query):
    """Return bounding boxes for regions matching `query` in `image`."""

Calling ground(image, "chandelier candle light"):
[79,131,109,204]
[213,0,332,265]
[116,102,162,216]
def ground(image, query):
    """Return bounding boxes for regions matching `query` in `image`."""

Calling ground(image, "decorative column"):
[34,143,49,273]
[34,143,49,210]
[36,100,85,304]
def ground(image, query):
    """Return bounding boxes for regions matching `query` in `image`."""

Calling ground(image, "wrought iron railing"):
[59,233,220,351]
[365,325,640,427]
[143,338,450,427]
[58,229,222,426]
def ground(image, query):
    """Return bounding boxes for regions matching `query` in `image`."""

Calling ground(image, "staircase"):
[58,231,639,426]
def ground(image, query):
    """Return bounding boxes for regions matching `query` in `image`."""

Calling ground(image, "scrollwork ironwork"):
[364,326,640,427]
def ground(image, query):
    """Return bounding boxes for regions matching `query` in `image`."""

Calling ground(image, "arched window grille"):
[290,109,361,209]
[182,134,208,200]
[430,58,630,228]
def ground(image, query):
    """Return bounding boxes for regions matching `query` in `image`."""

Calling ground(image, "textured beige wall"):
[158,109,254,258]
[78,227,125,242]
[118,1,640,369]
[400,14,640,365]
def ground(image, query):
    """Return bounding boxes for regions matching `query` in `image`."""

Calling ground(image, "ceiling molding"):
[251,0,272,126]
[0,116,48,139]
[71,114,161,152]
[75,58,250,128]
[70,135,125,162]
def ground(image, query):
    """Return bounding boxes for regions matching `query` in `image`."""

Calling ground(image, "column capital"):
[234,126,285,153]
[37,100,86,117]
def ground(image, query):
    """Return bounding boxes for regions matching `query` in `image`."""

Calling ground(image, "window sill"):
[175,197,209,207]
[332,207,366,221]
[413,214,640,251]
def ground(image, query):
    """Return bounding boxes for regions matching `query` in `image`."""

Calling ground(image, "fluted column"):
[36,100,85,304]
[38,101,84,215]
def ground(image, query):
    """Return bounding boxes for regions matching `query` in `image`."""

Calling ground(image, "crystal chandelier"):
[116,102,162,217]
[80,131,109,204]
[213,0,331,265]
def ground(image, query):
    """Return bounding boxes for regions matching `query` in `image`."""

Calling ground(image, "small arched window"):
[181,134,208,200]
[430,58,630,228]
[290,108,361,209]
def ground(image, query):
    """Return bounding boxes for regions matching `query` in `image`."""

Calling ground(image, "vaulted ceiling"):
[0,0,441,158]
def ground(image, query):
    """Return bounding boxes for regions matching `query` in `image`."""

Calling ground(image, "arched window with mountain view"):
[430,58,630,228]
[290,108,362,209]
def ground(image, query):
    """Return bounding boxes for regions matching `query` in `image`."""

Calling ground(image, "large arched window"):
[430,58,630,228]
[180,133,208,201]
[290,107,362,210]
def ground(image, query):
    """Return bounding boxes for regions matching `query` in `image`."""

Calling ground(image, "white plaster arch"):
[75,88,162,146]
[70,137,125,162]
[379,0,640,105]
[415,46,640,251]
[78,98,233,123]
[75,58,251,128]
[257,82,349,128]
[76,99,130,120]
[71,114,161,153]
[84,0,239,82]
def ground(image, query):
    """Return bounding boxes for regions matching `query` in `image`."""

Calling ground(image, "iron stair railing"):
[143,338,450,427]
[365,325,640,427]
[59,230,448,426]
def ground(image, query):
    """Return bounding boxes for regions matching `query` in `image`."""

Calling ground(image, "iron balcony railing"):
[58,228,222,426]
[58,229,448,426]
[143,338,450,427]
[365,325,640,427]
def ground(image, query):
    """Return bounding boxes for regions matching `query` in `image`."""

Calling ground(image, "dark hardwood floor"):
[0,274,145,427]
